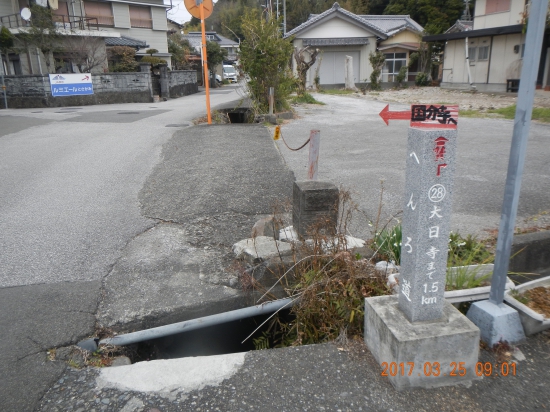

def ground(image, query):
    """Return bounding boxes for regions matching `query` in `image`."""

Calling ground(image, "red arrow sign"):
[379,104,410,125]
[379,104,459,129]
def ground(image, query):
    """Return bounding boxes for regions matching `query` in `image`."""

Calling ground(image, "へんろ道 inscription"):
[398,127,458,322]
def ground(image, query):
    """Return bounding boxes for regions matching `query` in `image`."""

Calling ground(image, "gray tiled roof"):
[303,37,370,46]
[105,36,148,48]
[445,20,473,34]
[184,32,239,48]
[285,2,388,39]
[358,15,424,34]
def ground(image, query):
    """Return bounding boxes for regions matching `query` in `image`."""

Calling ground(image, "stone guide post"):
[398,128,457,322]
[159,64,169,100]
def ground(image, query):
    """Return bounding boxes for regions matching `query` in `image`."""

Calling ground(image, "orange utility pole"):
[199,1,212,124]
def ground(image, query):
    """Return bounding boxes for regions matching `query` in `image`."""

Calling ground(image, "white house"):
[0,0,171,74]
[183,31,239,63]
[423,0,550,92]
[284,2,424,87]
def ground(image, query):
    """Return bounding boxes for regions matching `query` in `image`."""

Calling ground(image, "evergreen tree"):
[384,0,464,34]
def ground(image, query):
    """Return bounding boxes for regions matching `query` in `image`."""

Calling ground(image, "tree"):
[0,26,15,75]
[293,46,319,95]
[384,0,464,34]
[18,5,63,73]
[63,36,107,73]
[369,51,385,90]
[108,46,138,72]
[168,34,192,70]
[239,10,295,112]
[206,41,227,68]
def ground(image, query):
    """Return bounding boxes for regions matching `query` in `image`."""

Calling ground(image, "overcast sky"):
[166,0,192,24]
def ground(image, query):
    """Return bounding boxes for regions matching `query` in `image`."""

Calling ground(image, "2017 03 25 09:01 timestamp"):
[381,362,517,377]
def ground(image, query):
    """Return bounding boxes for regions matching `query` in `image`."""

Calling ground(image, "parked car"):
[223,65,238,83]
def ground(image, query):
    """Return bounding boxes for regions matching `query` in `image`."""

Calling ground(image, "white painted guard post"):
[268,87,274,116]
[365,104,480,390]
[307,130,320,180]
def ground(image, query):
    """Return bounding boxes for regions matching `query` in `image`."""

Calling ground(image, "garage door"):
[313,51,360,85]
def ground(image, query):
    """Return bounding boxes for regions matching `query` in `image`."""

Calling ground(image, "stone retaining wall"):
[168,70,198,98]
[1,70,198,109]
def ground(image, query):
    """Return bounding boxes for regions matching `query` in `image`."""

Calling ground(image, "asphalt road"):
[2,87,549,411]
[276,93,550,239]
[0,85,246,411]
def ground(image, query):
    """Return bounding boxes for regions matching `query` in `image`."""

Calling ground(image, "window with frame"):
[485,0,511,14]
[382,52,407,82]
[468,47,477,61]
[84,1,114,26]
[478,46,489,60]
[129,5,152,29]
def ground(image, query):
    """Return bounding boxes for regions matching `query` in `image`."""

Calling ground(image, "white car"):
[223,65,238,83]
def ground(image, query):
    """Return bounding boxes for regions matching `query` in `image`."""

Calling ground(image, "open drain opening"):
[128,309,293,362]
[220,108,253,124]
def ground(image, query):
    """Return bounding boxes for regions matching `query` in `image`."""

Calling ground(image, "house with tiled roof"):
[183,31,239,63]
[423,0,550,92]
[0,0,171,74]
[285,2,424,87]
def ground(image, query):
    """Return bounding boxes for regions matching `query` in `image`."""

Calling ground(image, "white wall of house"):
[473,0,525,29]
[441,32,525,92]
[291,17,379,87]
[381,30,420,45]
[0,0,13,17]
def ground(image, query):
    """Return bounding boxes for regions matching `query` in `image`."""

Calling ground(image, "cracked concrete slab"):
[98,125,296,332]
[98,223,248,331]
[0,281,99,411]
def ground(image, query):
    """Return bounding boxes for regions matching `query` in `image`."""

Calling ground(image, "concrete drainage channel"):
[76,229,550,365]
[219,108,254,123]
[79,297,297,360]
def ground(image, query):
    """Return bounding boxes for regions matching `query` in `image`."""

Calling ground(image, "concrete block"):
[364,295,480,390]
[466,300,526,346]
[232,236,292,264]
[509,230,550,276]
[292,181,338,238]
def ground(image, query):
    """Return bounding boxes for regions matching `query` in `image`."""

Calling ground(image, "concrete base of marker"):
[466,300,526,346]
[364,295,480,390]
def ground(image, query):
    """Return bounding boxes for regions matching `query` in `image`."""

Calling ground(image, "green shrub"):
[415,72,429,86]
[372,224,402,264]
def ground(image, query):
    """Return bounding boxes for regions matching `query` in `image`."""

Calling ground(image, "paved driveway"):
[276,93,550,239]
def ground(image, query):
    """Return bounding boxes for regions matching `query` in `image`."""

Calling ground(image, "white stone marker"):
[398,127,457,322]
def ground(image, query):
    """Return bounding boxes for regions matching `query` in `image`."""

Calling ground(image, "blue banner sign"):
[49,73,94,97]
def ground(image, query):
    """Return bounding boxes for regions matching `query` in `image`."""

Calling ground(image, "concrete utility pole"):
[467,0,549,346]
[490,0,549,305]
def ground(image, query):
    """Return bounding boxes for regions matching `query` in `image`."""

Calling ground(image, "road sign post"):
[185,0,213,124]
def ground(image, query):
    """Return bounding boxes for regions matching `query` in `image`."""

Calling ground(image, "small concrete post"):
[268,87,274,115]
[307,130,320,180]
[398,128,457,322]
[292,181,338,239]
[159,63,169,100]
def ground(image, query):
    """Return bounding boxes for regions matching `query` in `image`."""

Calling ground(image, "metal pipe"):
[464,37,473,87]
[99,297,297,347]
[489,0,549,305]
